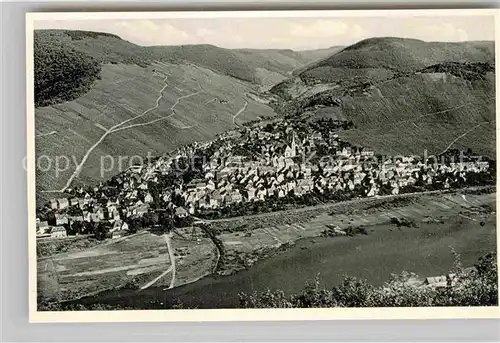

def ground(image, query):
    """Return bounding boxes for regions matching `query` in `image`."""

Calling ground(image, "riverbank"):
[45,189,496,309]
[205,189,495,277]
[70,191,496,309]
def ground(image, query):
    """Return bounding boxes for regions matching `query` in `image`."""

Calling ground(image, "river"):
[75,214,496,309]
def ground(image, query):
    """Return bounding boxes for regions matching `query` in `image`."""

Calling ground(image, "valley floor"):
[38,187,496,307]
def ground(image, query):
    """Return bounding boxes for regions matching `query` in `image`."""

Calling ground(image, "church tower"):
[285,132,298,158]
[291,132,296,153]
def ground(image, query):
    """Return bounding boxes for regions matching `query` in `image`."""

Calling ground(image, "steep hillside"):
[299,37,494,84]
[270,38,496,159]
[337,70,495,157]
[34,33,101,107]
[149,44,258,82]
[35,30,338,106]
[35,30,351,203]
[35,61,276,204]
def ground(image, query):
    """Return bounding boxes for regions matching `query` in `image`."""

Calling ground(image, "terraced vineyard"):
[35,61,275,203]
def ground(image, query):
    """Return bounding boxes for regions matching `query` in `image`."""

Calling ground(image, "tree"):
[34,34,101,107]
[94,222,110,240]
[239,251,498,308]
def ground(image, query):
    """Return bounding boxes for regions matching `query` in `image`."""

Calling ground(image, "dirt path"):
[439,121,493,155]
[233,99,249,127]
[60,76,170,192]
[110,90,201,134]
[391,98,494,127]
[140,232,176,290]
[59,75,203,191]
[193,187,490,224]
[140,266,173,290]
[166,232,176,289]
[36,131,57,138]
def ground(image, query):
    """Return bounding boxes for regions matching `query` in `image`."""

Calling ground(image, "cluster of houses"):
[36,118,492,240]
[164,121,490,214]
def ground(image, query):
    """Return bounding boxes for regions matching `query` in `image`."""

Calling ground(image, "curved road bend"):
[110,90,201,134]
[232,99,249,127]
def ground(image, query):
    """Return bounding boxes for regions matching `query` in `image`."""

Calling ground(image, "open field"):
[35,62,276,203]
[70,190,496,309]
[37,229,215,302]
[42,190,496,307]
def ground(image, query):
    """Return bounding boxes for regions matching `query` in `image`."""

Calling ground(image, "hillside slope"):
[35,30,339,85]
[338,70,495,157]
[34,29,347,202]
[35,30,339,104]
[35,61,276,204]
[270,38,496,158]
[299,37,494,84]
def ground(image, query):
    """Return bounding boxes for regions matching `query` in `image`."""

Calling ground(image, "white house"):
[144,193,154,204]
[175,206,188,218]
[50,226,67,239]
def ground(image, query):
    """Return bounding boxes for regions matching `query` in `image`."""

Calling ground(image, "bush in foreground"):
[239,252,498,308]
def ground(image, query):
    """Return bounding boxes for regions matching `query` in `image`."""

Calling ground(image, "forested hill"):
[34,29,340,107]
[269,37,496,158]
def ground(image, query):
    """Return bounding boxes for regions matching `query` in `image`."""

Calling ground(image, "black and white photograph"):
[27,9,499,321]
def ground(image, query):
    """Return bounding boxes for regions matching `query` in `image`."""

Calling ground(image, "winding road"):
[59,74,206,192]
[56,68,249,191]
[110,90,201,134]
[36,131,57,138]
[60,76,171,192]
[140,232,176,290]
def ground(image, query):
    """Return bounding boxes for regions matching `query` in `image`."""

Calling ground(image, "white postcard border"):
[26,8,500,323]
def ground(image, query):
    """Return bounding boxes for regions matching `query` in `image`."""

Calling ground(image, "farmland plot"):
[37,228,217,302]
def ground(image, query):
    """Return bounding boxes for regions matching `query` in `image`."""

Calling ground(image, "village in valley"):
[35,115,494,241]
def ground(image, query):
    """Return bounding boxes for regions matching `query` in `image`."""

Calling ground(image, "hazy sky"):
[34,15,495,50]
